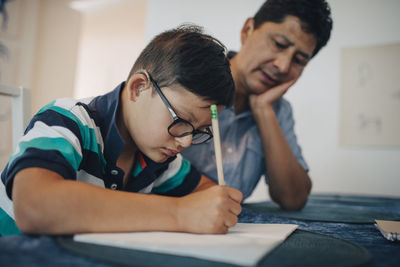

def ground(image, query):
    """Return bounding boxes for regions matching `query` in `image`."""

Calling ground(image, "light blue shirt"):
[181,97,309,200]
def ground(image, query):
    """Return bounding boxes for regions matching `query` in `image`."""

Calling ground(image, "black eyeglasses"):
[139,71,213,145]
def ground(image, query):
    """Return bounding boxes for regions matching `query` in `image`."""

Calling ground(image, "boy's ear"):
[241,18,255,45]
[126,73,151,101]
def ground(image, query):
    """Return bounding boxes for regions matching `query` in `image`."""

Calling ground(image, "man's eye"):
[294,57,307,66]
[275,41,287,49]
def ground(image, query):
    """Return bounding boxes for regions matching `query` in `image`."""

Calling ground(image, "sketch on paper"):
[340,43,400,147]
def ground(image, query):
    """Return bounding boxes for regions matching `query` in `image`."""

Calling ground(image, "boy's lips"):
[161,148,179,157]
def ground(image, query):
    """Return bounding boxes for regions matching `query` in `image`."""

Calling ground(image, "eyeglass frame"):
[136,70,213,145]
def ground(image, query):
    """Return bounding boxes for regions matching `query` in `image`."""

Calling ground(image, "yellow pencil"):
[210,105,225,186]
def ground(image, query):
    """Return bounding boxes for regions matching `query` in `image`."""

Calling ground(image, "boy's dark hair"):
[128,25,234,106]
[253,0,333,57]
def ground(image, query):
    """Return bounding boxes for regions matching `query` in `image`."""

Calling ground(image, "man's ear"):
[240,18,255,45]
[126,73,150,102]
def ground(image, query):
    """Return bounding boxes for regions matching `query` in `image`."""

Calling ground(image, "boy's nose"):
[175,134,193,149]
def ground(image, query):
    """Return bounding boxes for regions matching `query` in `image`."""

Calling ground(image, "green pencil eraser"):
[211,105,218,119]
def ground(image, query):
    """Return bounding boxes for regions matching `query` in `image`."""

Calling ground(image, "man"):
[182,0,333,210]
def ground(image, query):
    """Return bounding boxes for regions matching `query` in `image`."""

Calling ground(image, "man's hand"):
[246,77,311,211]
[249,79,297,112]
[176,186,242,234]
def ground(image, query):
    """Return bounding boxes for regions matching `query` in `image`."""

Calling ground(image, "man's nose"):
[273,54,291,74]
[175,134,193,149]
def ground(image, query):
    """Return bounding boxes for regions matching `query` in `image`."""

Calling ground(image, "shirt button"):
[111,170,118,175]
[227,147,233,153]
[111,183,118,190]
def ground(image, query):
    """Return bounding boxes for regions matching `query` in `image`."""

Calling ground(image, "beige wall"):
[0,0,82,113]
[0,0,39,88]
[73,0,147,99]
[0,0,40,167]
[0,0,147,168]
[0,0,81,167]
[1,0,148,111]
[32,0,82,113]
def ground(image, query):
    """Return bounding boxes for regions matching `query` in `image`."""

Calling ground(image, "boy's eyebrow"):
[175,106,198,123]
[177,105,212,124]
[200,105,212,108]
[275,33,311,59]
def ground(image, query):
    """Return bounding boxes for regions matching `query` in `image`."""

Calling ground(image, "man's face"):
[233,15,317,95]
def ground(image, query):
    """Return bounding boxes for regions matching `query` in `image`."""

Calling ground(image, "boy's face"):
[233,15,317,95]
[125,76,218,163]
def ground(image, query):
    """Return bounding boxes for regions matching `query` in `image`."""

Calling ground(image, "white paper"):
[74,223,298,266]
[340,43,400,146]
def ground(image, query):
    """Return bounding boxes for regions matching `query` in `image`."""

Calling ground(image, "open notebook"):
[375,220,400,241]
[74,223,298,266]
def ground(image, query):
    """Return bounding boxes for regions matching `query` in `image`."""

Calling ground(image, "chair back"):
[0,85,31,152]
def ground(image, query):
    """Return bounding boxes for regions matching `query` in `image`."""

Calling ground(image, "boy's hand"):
[176,186,242,234]
[194,175,218,191]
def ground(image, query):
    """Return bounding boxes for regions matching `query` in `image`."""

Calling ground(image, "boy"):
[0,25,242,236]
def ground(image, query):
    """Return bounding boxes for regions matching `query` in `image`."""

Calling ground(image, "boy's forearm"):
[193,175,217,192]
[12,168,182,234]
[12,168,242,235]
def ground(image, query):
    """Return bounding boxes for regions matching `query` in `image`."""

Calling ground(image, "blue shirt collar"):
[88,82,125,165]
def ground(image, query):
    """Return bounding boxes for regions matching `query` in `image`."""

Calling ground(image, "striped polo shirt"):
[0,82,201,236]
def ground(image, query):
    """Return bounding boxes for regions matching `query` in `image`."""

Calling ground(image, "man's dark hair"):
[253,0,333,57]
[128,25,234,106]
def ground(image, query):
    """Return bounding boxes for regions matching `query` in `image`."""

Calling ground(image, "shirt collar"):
[88,82,125,165]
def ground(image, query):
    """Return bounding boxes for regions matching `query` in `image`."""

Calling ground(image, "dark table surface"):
[0,194,399,267]
[241,194,400,267]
